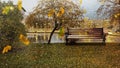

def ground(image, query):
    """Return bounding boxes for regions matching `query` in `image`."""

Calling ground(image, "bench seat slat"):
[65,28,106,44]
[68,35,102,37]
[67,36,102,39]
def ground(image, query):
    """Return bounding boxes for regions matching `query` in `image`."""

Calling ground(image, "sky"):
[73,0,101,19]
[1,0,38,13]
[1,0,101,19]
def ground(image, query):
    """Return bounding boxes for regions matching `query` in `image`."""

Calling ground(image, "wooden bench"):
[65,28,106,44]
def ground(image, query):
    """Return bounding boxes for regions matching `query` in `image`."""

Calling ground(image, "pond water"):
[27,32,65,43]
[27,32,120,43]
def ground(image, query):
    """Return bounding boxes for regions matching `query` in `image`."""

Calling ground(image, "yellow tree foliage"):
[48,9,55,17]
[2,45,11,54]
[57,7,65,17]
[2,6,14,14]
[17,0,22,10]
[58,27,65,37]
[19,34,30,45]
[2,6,9,14]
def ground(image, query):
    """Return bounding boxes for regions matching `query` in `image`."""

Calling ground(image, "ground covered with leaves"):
[0,43,120,68]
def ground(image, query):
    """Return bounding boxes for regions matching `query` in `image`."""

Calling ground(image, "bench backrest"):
[67,28,104,36]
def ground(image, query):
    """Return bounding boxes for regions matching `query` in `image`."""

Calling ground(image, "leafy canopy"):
[25,0,84,28]
[0,1,27,49]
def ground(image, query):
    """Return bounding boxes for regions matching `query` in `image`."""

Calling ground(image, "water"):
[27,32,64,43]
[27,32,120,43]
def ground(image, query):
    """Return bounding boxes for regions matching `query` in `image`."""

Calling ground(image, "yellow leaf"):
[57,7,64,17]
[57,13,60,17]
[2,48,6,54]
[2,6,9,14]
[48,9,55,17]
[2,45,11,54]
[19,34,23,39]
[60,7,64,14]
[48,13,52,17]
[6,45,12,50]
[19,34,30,45]
[2,6,14,14]
[23,40,30,45]
[17,0,22,10]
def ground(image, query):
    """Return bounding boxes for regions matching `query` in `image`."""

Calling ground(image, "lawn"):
[0,43,120,68]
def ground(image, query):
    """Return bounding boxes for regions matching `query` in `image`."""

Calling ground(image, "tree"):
[0,1,26,49]
[25,0,84,44]
[97,0,120,32]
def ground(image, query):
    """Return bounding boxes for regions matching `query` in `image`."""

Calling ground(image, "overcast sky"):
[72,0,100,19]
[1,0,38,12]
[1,0,101,19]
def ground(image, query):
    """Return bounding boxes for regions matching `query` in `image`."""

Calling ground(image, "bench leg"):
[103,36,106,45]
[65,38,68,45]
[103,40,106,45]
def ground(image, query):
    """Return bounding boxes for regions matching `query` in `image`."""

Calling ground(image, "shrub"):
[0,1,26,49]
[0,21,26,49]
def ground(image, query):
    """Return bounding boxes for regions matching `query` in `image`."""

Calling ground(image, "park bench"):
[65,28,106,45]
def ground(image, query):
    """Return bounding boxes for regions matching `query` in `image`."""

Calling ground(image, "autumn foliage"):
[0,1,27,53]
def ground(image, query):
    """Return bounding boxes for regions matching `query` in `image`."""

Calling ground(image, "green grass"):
[0,43,120,68]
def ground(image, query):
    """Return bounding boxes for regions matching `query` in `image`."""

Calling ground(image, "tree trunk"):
[47,12,62,44]
[48,25,58,44]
